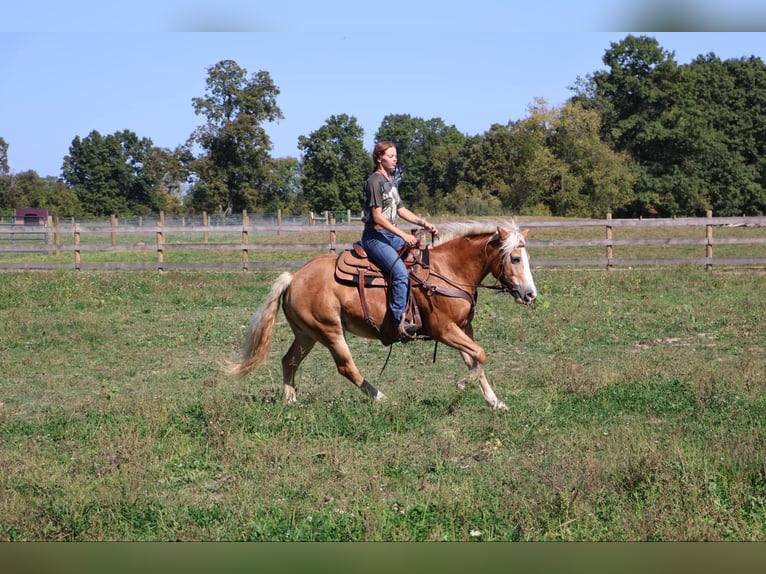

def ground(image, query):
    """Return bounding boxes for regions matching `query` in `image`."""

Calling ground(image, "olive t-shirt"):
[362,172,402,228]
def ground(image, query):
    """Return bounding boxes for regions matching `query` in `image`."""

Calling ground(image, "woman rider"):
[361,141,438,340]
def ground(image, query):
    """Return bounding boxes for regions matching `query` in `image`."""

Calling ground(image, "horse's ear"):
[520,228,529,238]
[495,226,509,241]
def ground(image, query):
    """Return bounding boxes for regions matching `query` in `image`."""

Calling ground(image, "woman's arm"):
[397,207,438,235]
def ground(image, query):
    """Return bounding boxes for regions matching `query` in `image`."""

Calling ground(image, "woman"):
[361,141,438,339]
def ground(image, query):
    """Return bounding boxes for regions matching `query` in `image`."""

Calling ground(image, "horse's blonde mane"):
[433,220,523,256]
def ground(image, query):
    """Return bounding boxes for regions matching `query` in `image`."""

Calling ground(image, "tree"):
[297,114,372,213]
[62,130,160,216]
[0,137,9,177]
[35,177,82,216]
[577,35,766,216]
[678,55,766,215]
[375,114,465,211]
[584,34,681,159]
[548,100,637,217]
[187,60,283,214]
[141,146,187,214]
[265,157,302,214]
[573,35,684,215]
[5,170,43,208]
[450,101,562,215]
[0,137,9,209]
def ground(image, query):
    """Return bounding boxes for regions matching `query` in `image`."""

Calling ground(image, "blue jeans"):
[361,227,408,324]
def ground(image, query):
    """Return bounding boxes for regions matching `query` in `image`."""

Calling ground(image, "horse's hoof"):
[493,401,509,411]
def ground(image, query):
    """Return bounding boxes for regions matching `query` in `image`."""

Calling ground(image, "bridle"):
[409,232,527,302]
[485,245,525,296]
[479,232,528,299]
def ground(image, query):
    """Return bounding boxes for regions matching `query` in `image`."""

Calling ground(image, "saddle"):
[335,242,429,343]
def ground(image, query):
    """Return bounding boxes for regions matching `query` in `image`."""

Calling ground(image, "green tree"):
[35,177,82,217]
[0,137,10,210]
[678,55,766,215]
[451,123,518,211]
[6,170,43,208]
[450,102,561,216]
[375,114,465,211]
[548,100,637,217]
[62,130,159,216]
[584,34,680,158]
[0,137,8,177]
[141,146,187,214]
[574,35,684,215]
[297,114,372,213]
[575,34,766,216]
[187,60,283,214]
[265,157,302,214]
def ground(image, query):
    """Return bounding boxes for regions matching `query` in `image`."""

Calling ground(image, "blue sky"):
[1,27,765,177]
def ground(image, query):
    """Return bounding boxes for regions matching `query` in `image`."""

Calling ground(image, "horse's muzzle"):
[514,289,537,305]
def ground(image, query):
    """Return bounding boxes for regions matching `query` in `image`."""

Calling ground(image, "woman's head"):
[372,141,397,172]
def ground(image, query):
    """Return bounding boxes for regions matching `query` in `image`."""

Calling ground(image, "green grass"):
[0,265,765,541]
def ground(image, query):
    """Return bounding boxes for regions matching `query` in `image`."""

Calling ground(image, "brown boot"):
[398,320,419,341]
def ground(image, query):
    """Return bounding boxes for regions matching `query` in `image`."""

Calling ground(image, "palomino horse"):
[226,221,537,411]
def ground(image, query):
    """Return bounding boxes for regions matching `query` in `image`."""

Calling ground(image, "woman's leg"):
[361,229,409,324]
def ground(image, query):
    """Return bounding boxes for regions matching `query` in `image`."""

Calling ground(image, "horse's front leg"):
[440,324,508,411]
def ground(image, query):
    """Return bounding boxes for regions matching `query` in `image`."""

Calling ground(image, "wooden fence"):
[1,211,765,271]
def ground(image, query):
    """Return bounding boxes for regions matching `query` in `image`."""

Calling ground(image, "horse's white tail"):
[225,272,293,378]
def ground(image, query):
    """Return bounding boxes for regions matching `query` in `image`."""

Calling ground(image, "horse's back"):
[283,251,386,339]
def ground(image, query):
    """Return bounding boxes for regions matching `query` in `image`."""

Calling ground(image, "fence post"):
[74,222,81,271]
[277,208,282,237]
[53,215,60,256]
[242,209,249,270]
[111,214,117,246]
[46,214,54,255]
[706,210,713,270]
[157,211,165,273]
[605,212,613,270]
[203,211,209,243]
[329,212,336,251]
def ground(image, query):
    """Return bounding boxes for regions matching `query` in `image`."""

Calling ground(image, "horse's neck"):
[431,236,493,286]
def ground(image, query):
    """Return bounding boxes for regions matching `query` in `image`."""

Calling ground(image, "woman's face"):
[378,146,397,173]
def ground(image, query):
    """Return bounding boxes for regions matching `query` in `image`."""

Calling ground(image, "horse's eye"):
[511,257,521,265]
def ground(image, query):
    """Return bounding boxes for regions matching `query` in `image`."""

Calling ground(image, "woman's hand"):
[422,220,438,236]
[402,232,419,247]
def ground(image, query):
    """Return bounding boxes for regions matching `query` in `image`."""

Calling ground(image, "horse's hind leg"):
[325,334,386,401]
[281,333,316,403]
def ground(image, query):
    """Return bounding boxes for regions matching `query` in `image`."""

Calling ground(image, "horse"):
[226,221,537,411]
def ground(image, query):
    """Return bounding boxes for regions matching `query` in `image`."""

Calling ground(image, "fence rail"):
[1,211,765,271]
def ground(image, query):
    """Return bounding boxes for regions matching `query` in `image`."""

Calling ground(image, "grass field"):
[0,262,764,541]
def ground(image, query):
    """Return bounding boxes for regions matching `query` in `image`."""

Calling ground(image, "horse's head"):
[490,226,537,305]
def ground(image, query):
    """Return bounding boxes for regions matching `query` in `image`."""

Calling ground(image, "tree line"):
[1,35,765,220]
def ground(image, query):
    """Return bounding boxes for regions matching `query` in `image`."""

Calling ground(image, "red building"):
[13,208,49,226]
